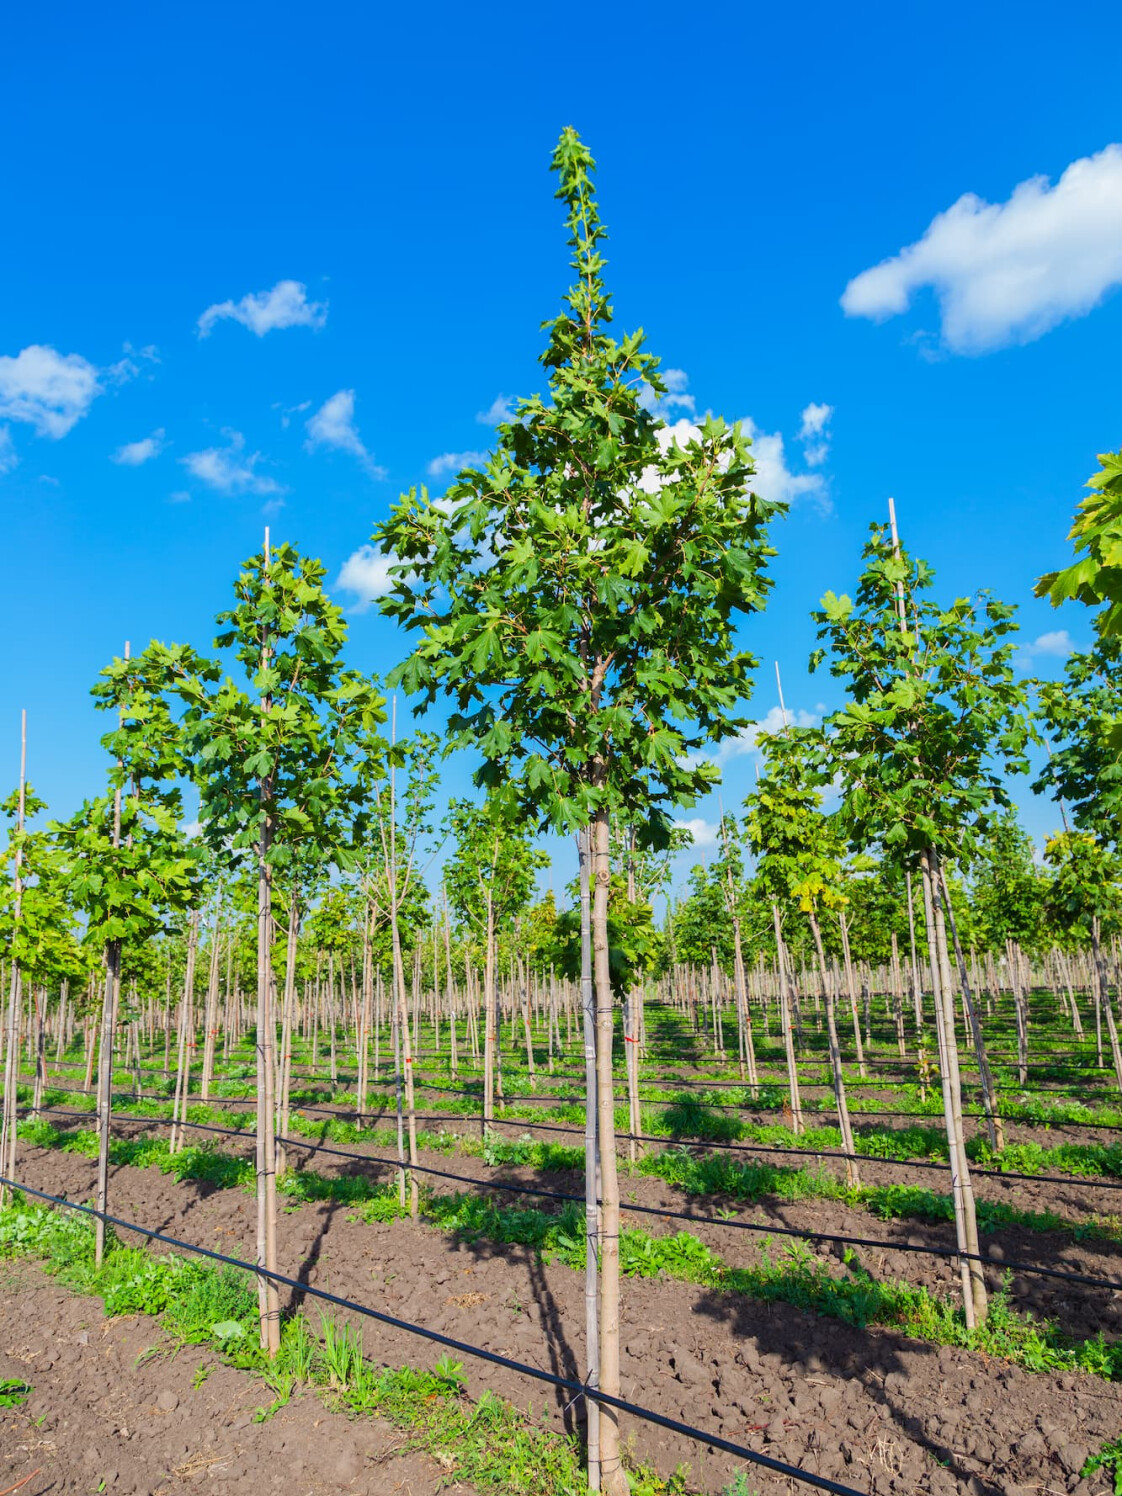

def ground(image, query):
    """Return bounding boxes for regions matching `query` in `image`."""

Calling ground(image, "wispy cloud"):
[275,399,311,429]
[741,419,830,512]
[688,704,820,769]
[181,431,283,495]
[426,449,487,479]
[798,402,834,467]
[197,279,327,338]
[1017,628,1077,667]
[640,367,697,419]
[111,428,166,466]
[335,544,399,613]
[842,144,1122,353]
[476,393,514,425]
[304,389,385,477]
[635,409,831,513]
[0,427,16,475]
[672,816,720,849]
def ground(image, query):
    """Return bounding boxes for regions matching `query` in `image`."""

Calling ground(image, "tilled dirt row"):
[38,1102,1122,1343]
[0,1259,473,1496]
[10,1140,1122,1496]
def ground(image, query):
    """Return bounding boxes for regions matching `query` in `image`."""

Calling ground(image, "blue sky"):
[3,0,1121,897]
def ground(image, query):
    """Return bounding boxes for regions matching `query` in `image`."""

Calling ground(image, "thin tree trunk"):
[923,849,986,1326]
[95,942,121,1267]
[578,825,600,1491]
[938,868,1002,1152]
[808,910,859,1186]
[592,808,627,1495]
[772,905,803,1134]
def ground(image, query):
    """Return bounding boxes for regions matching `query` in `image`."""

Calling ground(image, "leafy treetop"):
[374,127,781,842]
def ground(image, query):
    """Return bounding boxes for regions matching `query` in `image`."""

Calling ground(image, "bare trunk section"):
[772,904,803,1134]
[578,825,600,1490]
[591,807,626,1496]
[922,848,986,1326]
[807,910,859,1186]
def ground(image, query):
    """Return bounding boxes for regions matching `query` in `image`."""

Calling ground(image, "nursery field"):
[5,973,1122,1496]
[6,124,1122,1496]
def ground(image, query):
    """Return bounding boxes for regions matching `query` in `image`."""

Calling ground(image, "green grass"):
[635,1141,1122,1243]
[0,1194,694,1496]
[22,1110,1122,1377]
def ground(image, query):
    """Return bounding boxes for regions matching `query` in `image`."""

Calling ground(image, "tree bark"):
[578,825,600,1490]
[772,905,803,1134]
[807,910,859,1187]
[590,807,626,1496]
[922,848,986,1326]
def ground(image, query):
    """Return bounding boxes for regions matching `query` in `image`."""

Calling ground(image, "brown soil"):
[8,1140,1122,1496]
[0,1259,474,1496]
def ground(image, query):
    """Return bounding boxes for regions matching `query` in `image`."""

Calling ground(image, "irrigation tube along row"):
[26,1078,1122,1193]
[0,1175,869,1496]
[45,1050,1122,1102]
[30,1104,1122,1294]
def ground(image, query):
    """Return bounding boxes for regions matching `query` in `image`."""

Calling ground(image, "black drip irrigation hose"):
[53,1047,1122,1101]
[0,1174,869,1496]
[23,1083,1122,1192]
[34,1061,1122,1132]
[29,1105,1122,1294]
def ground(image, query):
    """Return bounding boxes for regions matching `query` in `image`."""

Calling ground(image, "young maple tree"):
[373,128,781,1492]
[443,792,547,1128]
[811,524,1031,1325]
[56,650,199,1264]
[155,540,385,1353]
[744,725,861,1180]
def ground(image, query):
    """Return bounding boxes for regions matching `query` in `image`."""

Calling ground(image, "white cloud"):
[426,449,487,479]
[111,428,165,466]
[799,402,832,439]
[798,402,834,467]
[842,144,1122,353]
[1028,629,1075,657]
[181,431,283,495]
[0,427,16,475]
[741,418,830,511]
[673,817,719,849]
[335,544,399,613]
[305,390,385,477]
[197,279,327,338]
[640,367,696,419]
[1017,628,1077,666]
[0,345,102,437]
[477,393,514,425]
[690,704,820,770]
[635,410,830,512]
[105,343,159,385]
[275,399,311,429]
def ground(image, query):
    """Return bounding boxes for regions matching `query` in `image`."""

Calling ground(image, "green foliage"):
[551,871,663,986]
[1082,1438,1122,1494]
[443,795,547,938]
[1042,830,1122,941]
[811,527,1031,862]
[670,862,736,970]
[0,786,87,985]
[969,808,1046,951]
[1036,447,1122,639]
[0,1378,31,1406]
[375,128,781,842]
[744,726,845,915]
[1034,635,1122,838]
[156,544,386,877]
